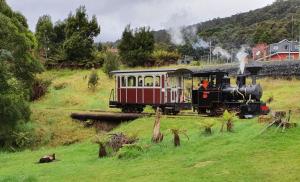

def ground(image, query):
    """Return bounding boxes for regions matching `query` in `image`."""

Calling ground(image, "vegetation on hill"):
[197,0,300,48]
[154,0,300,51]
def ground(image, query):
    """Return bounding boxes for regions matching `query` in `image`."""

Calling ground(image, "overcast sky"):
[6,0,275,42]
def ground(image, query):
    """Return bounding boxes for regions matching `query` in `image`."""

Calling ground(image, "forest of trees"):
[35,6,101,68]
[154,0,300,50]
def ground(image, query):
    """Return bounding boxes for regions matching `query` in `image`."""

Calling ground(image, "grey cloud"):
[6,0,275,42]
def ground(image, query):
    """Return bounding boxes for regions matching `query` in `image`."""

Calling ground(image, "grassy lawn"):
[0,69,300,182]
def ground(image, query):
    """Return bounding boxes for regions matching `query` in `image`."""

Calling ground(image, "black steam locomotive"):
[191,66,270,118]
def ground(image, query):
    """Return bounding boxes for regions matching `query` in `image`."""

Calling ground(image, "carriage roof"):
[110,68,194,75]
[110,68,228,76]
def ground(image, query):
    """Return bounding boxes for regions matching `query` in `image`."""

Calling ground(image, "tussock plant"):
[199,119,216,135]
[221,110,236,132]
[169,129,189,147]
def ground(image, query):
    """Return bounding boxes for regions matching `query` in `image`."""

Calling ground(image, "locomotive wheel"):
[210,105,225,116]
[172,111,180,115]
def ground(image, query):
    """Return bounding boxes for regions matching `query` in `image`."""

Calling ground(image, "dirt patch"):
[193,160,216,168]
[93,121,120,132]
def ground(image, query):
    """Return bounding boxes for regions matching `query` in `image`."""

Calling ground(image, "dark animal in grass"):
[39,154,55,163]
[98,143,107,158]
[174,132,180,147]
[266,95,274,104]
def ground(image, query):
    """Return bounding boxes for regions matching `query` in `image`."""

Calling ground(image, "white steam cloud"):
[236,46,249,74]
[192,37,210,49]
[168,27,185,45]
[212,46,231,60]
[167,25,211,50]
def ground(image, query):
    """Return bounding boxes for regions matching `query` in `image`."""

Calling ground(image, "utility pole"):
[299,33,300,60]
[231,48,234,63]
[292,15,294,40]
[209,41,212,64]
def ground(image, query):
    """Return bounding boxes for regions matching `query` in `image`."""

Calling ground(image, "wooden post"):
[152,107,163,143]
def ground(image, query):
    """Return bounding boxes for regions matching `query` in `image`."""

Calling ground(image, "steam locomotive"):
[109,66,269,118]
[191,66,269,118]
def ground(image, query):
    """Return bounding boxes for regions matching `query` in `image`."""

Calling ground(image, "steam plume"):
[212,46,231,60]
[236,46,249,74]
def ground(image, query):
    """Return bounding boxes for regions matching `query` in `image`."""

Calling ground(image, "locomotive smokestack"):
[246,65,262,85]
[236,74,246,87]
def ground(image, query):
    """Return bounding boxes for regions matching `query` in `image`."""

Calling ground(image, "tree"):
[0,0,42,149]
[118,25,154,67]
[35,15,55,59]
[64,6,100,61]
[103,52,120,78]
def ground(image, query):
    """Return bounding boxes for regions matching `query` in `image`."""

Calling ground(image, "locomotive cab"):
[191,70,227,115]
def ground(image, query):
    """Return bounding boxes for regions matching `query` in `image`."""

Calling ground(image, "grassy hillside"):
[0,69,300,181]
[29,69,115,147]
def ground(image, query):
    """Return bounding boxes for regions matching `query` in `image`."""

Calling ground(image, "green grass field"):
[1,69,300,182]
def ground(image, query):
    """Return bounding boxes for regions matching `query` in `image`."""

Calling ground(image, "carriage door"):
[169,77,179,103]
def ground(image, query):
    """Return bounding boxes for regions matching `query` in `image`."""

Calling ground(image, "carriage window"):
[168,77,177,88]
[138,76,143,87]
[144,76,154,87]
[127,76,136,87]
[121,76,126,87]
[155,76,161,87]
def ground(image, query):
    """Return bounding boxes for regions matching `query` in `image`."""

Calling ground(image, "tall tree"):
[0,0,42,148]
[118,25,154,67]
[64,6,100,61]
[35,15,55,59]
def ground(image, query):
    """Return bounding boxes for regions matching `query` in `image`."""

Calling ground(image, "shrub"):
[103,52,120,78]
[151,50,180,61]
[191,60,201,66]
[30,77,52,101]
[0,93,30,136]
[117,144,144,159]
[92,51,106,67]
[0,94,39,151]
[88,69,99,90]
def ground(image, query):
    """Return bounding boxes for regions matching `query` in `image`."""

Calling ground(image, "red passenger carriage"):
[109,68,192,114]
